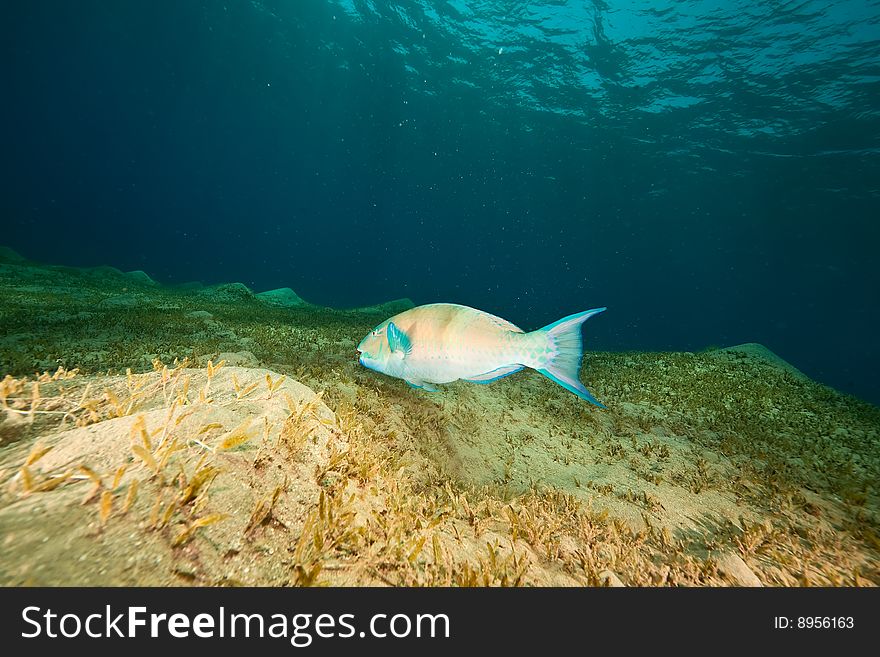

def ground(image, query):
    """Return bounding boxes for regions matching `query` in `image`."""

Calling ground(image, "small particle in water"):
[498,47,503,55]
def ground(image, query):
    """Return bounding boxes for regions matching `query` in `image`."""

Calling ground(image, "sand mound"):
[0,366,344,585]
[0,246,28,264]
[256,287,307,307]
[708,343,809,380]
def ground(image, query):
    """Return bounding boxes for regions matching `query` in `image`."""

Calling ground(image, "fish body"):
[357,303,606,407]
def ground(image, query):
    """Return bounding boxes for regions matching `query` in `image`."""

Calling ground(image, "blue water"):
[2,1,879,403]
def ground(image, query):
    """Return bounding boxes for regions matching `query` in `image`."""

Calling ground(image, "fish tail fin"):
[533,308,606,408]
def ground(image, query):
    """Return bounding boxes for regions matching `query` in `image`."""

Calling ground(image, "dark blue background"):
[2,1,878,403]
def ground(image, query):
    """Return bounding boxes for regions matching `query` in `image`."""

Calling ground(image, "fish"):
[357,303,606,407]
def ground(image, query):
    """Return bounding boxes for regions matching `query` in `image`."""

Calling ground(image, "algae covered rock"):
[201,282,255,302]
[0,245,28,264]
[124,270,157,286]
[256,287,307,307]
[708,342,808,380]
[82,264,126,280]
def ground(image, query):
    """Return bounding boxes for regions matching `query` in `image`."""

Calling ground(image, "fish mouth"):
[358,354,379,373]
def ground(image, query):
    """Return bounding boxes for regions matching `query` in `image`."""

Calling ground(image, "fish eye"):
[371,329,379,337]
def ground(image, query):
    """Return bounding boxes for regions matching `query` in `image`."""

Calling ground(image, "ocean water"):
[3,0,879,404]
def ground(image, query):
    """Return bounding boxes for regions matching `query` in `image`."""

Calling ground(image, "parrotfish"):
[357,303,606,407]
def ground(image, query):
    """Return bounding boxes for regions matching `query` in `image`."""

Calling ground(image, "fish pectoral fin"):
[464,364,524,384]
[387,322,412,357]
[406,380,439,392]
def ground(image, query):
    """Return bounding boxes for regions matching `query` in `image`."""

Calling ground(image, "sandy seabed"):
[1,246,877,586]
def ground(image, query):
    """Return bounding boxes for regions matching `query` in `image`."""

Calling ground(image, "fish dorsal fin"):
[387,322,412,356]
[483,312,524,333]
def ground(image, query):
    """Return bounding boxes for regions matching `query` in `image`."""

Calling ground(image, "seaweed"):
[0,257,877,587]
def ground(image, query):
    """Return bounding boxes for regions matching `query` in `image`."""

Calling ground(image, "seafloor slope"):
[0,247,877,586]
